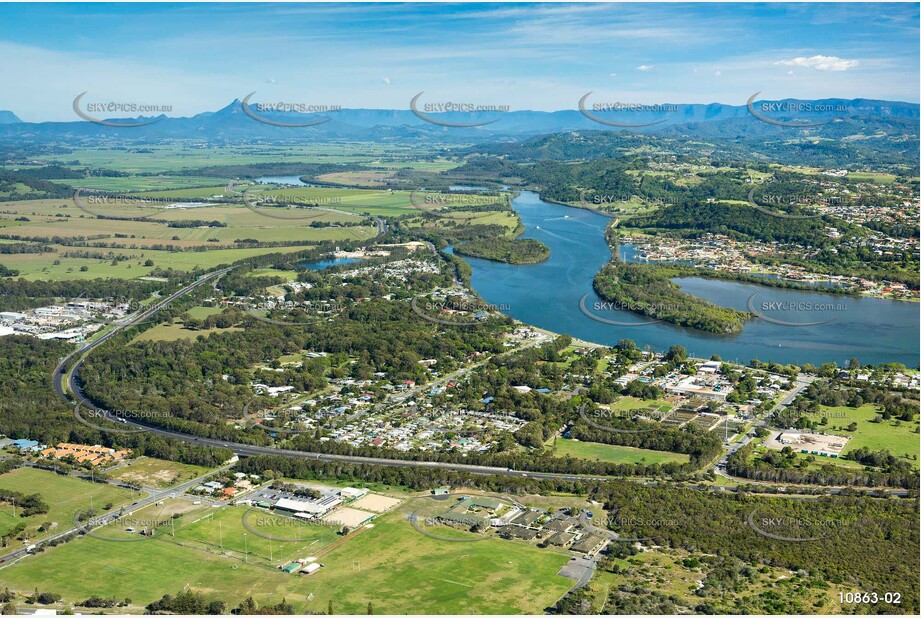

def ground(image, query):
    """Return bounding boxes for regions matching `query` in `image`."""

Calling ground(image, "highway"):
[51,269,597,482]
[50,268,911,498]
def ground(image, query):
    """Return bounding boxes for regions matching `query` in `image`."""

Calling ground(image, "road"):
[713,374,813,475]
[0,463,232,568]
[50,268,909,498]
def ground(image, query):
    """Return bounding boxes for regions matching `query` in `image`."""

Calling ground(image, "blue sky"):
[1,2,918,121]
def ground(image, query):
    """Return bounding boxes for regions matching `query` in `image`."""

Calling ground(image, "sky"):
[0,1,918,122]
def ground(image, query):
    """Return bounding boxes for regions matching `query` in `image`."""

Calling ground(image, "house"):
[543,519,575,533]
[511,511,542,527]
[546,532,575,547]
[431,487,450,496]
[571,535,607,555]
[502,526,538,540]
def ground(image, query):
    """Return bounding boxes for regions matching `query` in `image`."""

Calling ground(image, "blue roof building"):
[9,439,38,450]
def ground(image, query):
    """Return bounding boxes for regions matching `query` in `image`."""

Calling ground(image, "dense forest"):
[0,336,232,467]
[0,169,74,202]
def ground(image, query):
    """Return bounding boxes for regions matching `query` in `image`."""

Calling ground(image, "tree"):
[367,602,373,615]
[665,345,687,363]
[328,600,334,615]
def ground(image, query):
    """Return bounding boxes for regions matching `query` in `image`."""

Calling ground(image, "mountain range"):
[0,98,917,143]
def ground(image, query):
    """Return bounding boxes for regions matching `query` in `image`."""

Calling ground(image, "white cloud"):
[608,72,617,77]
[382,76,391,84]
[636,65,653,71]
[775,55,859,71]
[714,70,722,76]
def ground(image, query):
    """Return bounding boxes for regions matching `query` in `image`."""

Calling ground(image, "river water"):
[453,191,919,367]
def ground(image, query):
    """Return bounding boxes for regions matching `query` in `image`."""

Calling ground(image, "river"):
[452,191,919,367]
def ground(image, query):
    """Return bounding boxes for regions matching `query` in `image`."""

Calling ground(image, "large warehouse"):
[275,495,342,516]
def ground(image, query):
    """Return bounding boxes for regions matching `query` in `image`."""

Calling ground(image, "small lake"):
[254,176,319,186]
[453,191,919,366]
[299,257,360,270]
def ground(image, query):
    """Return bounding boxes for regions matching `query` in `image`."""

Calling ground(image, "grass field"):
[820,404,919,464]
[244,267,299,281]
[0,191,378,280]
[549,438,690,466]
[1,244,325,281]
[131,319,243,343]
[0,180,503,282]
[608,396,674,414]
[0,468,141,544]
[41,144,458,174]
[288,499,573,614]
[172,504,344,565]
[0,496,573,614]
[185,306,225,320]
[50,177,230,192]
[108,457,213,489]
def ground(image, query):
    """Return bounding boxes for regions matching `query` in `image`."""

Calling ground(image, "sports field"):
[289,500,574,614]
[0,468,141,543]
[0,496,573,614]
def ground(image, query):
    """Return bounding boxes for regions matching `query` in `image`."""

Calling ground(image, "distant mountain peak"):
[0,110,21,124]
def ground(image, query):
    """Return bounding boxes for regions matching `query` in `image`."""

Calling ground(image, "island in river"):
[453,237,550,264]
[593,261,754,334]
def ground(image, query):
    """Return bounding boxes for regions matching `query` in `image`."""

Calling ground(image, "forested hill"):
[465,116,919,171]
